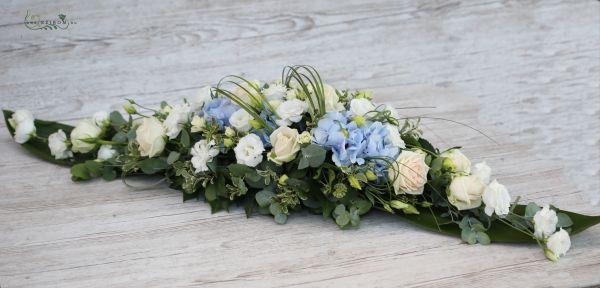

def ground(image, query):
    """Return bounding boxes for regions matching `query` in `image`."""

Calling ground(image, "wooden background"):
[1,0,599,287]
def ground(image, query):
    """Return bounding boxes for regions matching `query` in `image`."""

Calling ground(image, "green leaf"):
[461,229,477,244]
[180,129,190,148]
[333,204,346,217]
[298,144,326,169]
[557,213,573,228]
[84,160,102,177]
[335,212,350,227]
[138,158,168,174]
[255,190,275,207]
[102,166,117,181]
[353,200,372,215]
[71,163,90,180]
[476,232,491,245]
[525,202,540,219]
[269,202,283,216]
[109,111,126,127]
[274,213,288,224]
[205,182,218,201]
[166,151,180,165]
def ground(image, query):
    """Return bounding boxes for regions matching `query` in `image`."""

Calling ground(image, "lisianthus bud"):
[190,115,206,133]
[224,127,236,137]
[442,157,455,172]
[544,249,559,262]
[249,119,262,129]
[348,175,362,190]
[223,138,234,148]
[352,115,366,126]
[298,131,312,144]
[278,174,289,185]
[365,170,377,181]
[124,104,137,115]
[390,200,409,210]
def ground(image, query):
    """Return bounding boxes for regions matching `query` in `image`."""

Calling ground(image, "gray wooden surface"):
[1,0,599,287]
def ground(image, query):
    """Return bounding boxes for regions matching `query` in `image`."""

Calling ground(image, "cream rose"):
[71,119,102,153]
[448,175,484,210]
[234,134,265,167]
[440,149,471,174]
[136,117,166,157]
[389,150,430,195]
[48,129,73,160]
[268,126,301,165]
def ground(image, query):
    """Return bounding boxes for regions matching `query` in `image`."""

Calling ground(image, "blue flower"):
[201,98,238,130]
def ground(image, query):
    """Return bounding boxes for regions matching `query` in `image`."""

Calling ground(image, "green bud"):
[224,127,236,137]
[354,90,373,100]
[298,131,312,144]
[352,115,366,127]
[348,175,362,190]
[442,157,455,172]
[390,200,410,210]
[223,138,234,148]
[249,119,262,129]
[544,249,559,262]
[383,203,393,213]
[332,183,347,199]
[278,174,289,185]
[365,170,377,181]
[123,103,137,115]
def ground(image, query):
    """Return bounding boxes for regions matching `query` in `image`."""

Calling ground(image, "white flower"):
[285,88,299,100]
[533,204,558,239]
[389,150,430,195]
[190,115,206,133]
[546,229,571,260]
[440,149,471,174]
[136,117,166,157]
[298,131,312,144]
[275,99,308,127]
[233,80,261,104]
[190,140,219,173]
[48,129,72,159]
[448,175,485,210]
[384,123,405,148]
[190,86,213,110]
[384,104,399,120]
[97,145,117,161]
[472,161,492,185]
[482,180,511,217]
[268,126,301,165]
[349,98,376,116]
[307,84,344,113]
[163,103,191,139]
[263,83,287,101]
[9,110,36,144]
[229,109,253,132]
[93,111,110,127]
[71,119,102,153]
[234,134,264,167]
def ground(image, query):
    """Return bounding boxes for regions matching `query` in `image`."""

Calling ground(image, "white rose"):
[546,229,571,260]
[533,204,558,239]
[191,140,220,173]
[163,103,191,139]
[268,126,301,165]
[48,129,73,160]
[93,111,110,127]
[97,145,117,161]
[234,134,265,167]
[448,175,484,210]
[70,119,102,153]
[190,115,206,133]
[136,117,166,157]
[349,98,376,116]
[389,150,430,195]
[482,179,511,217]
[440,149,471,174]
[275,99,308,127]
[190,86,213,110]
[9,110,36,144]
[229,109,254,133]
[262,83,287,101]
[384,123,405,148]
[472,161,492,185]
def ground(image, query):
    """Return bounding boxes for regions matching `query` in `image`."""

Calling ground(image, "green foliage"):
[298,144,326,169]
[138,158,168,174]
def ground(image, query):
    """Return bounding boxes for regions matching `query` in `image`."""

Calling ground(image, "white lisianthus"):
[229,109,254,132]
[308,84,344,113]
[262,83,287,101]
[234,134,265,167]
[71,119,102,153]
[349,98,376,116]
[275,99,308,127]
[190,115,206,133]
[190,86,213,110]
[48,129,73,160]
[440,149,471,174]
[163,103,192,139]
[97,145,117,161]
[136,117,166,157]
[233,80,261,104]
[472,161,492,185]
[545,229,571,261]
[9,110,36,144]
[533,204,558,239]
[268,126,301,165]
[384,123,405,148]
[93,111,110,127]
[482,179,511,217]
[285,88,299,100]
[389,150,429,195]
[190,140,219,173]
[448,175,485,210]
[384,104,399,120]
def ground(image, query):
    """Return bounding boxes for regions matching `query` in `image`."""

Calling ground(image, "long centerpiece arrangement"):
[4,66,599,261]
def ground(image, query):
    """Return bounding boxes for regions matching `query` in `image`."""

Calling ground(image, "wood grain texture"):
[0,0,599,287]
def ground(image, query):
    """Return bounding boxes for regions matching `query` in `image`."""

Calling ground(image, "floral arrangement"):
[4,66,598,261]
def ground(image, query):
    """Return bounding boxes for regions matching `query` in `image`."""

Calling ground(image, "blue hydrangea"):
[201,98,238,129]
[313,112,399,172]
